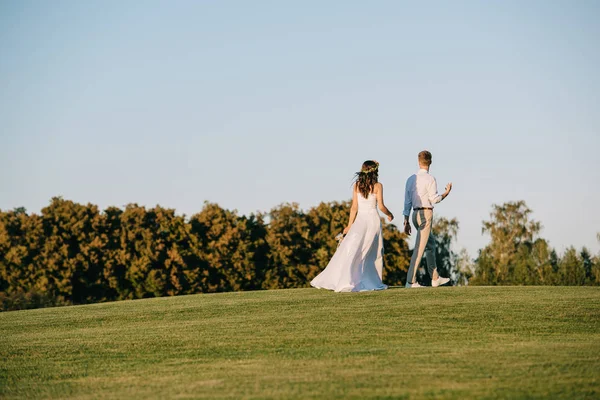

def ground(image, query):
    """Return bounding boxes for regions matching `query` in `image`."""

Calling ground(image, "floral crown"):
[360,161,379,174]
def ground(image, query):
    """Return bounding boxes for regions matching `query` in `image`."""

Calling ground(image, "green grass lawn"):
[1,286,599,399]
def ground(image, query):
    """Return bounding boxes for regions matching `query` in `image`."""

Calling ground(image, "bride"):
[311,160,394,292]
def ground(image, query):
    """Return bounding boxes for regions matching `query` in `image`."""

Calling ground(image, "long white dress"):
[310,191,388,292]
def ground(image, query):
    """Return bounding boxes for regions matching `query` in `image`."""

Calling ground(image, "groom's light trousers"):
[406,209,437,284]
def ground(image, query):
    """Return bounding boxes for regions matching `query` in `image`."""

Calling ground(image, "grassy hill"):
[1,286,599,399]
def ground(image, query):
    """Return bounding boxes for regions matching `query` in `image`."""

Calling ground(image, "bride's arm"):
[343,185,359,234]
[376,183,394,222]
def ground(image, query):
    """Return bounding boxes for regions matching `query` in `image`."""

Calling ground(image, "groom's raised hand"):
[441,182,453,201]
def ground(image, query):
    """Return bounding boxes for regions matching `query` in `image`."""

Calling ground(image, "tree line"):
[1,198,598,311]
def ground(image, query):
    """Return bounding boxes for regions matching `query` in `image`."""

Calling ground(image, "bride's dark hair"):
[354,160,379,198]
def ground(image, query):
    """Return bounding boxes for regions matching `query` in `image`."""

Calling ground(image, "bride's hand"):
[387,213,394,222]
[343,226,350,235]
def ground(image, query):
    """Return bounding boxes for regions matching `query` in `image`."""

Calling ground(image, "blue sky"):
[1,0,599,258]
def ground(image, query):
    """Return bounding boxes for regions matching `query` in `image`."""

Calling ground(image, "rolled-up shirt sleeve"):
[403,178,412,216]
[428,178,443,205]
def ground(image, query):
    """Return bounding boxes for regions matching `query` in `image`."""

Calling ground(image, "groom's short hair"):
[418,150,432,166]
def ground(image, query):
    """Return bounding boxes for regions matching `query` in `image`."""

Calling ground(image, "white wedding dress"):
[310,191,388,292]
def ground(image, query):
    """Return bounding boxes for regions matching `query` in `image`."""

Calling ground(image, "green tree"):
[36,198,108,303]
[580,248,594,284]
[190,203,269,292]
[263,203,314,289]
[593,234,600,285]
[472,201,551,285]
[510,238,553,285]
[116,204,207,298]
[559,247,586,286]
[0,208,44,296]
[99,206,127,300]
[454,248,474,286]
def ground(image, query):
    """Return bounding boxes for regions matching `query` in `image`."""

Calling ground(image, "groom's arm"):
[428,179,443,204]
[402,178,412,217]
[403,178,412,235]
[429,178,452,204]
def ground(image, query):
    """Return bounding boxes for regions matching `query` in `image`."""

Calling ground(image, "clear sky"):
[1,0,599,258]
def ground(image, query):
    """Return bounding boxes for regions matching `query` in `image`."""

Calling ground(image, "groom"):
[403,150,452,288]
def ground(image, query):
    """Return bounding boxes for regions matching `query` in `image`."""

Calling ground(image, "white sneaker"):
[431,277,450,287]
[405,281,424,288]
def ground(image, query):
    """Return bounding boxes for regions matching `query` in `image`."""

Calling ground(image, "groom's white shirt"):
[402,169,443,216]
